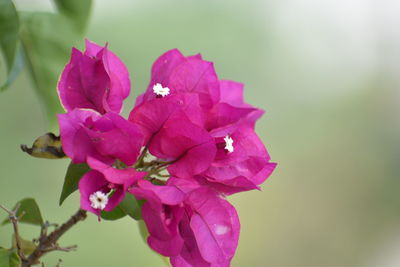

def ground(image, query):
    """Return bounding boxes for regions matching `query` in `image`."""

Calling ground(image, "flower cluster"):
[57,40,276,266]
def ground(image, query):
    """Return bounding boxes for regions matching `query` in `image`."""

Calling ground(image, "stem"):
[134,147,148,169]
[23,209,87,267]
[0,204,26,261]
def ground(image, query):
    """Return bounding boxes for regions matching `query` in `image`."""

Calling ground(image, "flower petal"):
[188,188,240,264]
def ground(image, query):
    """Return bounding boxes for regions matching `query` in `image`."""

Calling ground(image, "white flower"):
[153,83,170,97]
[89,191,109,210]
[224,135,234,153]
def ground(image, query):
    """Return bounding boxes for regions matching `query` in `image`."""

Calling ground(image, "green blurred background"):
[1,0,400,266]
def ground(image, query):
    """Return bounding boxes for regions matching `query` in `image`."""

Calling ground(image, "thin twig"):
[0,203,27,261]
[42,244,77,253]
[23,209,87,267]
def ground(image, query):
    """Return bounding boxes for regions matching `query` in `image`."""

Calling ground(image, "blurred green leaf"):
[0,248,21,267]
[53,0,92,33]
[118,194,143,220]
[0,0,23,91]
[11,234,36,256]
[138,219,149,242]
[100,206,127,221]
[59,162,90,205]
[101,194,145,221]
[0,44,24,91]
[2,198,43,226]
[18,11,81,128]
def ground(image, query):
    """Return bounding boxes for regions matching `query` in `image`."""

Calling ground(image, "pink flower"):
[135,49,219,109]
[129,180,186,256]
[57,109,143,165]
[198,125,277,195]
[79,157,147,216]
[55,42,276,266]
[58,39,130,114]
[129,180,240,266]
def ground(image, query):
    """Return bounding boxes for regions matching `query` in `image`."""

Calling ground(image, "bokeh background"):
[1,0,400,266]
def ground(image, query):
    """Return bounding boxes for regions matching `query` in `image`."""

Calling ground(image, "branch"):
[23,209,87,267]
[0,203,27,261]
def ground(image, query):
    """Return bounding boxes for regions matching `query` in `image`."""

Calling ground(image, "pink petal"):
[136,49,220,108]
[134,180,185,205]
[148,234,184,257]
[188,188,240,264]
[88,113,144,165]
[137,49,185,105]
[58,47,109,113]
[87,156,147,189]
[78,170,108,215]
[85,39,130,101]
[148,112,216,178]
[58,40,130,114]
[168,58,219,108]
[129,94,204,143]
[170,213,211,267]
[57,109,101,164]
[218,80,245,107]
[206,103,257,133]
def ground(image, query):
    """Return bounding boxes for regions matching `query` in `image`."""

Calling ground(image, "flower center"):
[89,191,109,210]
[224,135,234,153]
[153,83,170,97]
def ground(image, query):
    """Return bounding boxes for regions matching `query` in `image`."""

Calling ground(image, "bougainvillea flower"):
[183,187,240,265]
[58,39,130,114]
[129,180,186,256]
[58,109,143,165]
[148,111,216,178]
[199,126,277,195]
[79,157,147,218]
[136,49,219,109]
[163,181,235,267]
[54,41,276,266]
[79,157,146,216]
[130,181,240,266]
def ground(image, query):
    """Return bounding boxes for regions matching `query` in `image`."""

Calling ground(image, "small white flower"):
[89,191,109,210]
[224,135,234,153]
[153,83,170,97]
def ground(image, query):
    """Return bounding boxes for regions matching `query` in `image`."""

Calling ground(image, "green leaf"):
[18,11,82,128]
[8,251,20,267]
[100,194,144,221]
[59,162,90,205]
[2,198,44,226]
[100,206,126,221]
[0,44,24,91]
[118,194,144,220]
[53,0,92,33]
[0,249,21,267]
[11,234,36,256]
[138,219,149,243]
[0,0,23,91]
